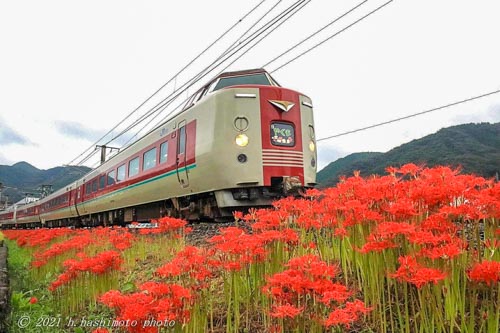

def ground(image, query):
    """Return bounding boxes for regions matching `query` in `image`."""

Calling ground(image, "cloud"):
[317,145,349,171]
[486,104,500,122]
[54,121,107,141]
[0,152,13,166]
[452,104,500,124]
[0,119,32,145]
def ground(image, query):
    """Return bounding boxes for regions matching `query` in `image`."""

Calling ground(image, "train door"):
[176,120,189,188]
[69,187,76,215]
[74,185,85,215]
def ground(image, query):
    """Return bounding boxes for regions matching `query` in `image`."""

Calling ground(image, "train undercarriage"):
[1,179,307,229]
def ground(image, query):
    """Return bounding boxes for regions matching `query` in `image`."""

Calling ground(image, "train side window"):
[92,180,98,192]
[128,157,140,177]
[160,141,168,164]
[178,126,186,155]
[99,175,106,189]
[85,183,91,195]
[107,170,116,186]
[117,164,126,182]
[143,147,157,171]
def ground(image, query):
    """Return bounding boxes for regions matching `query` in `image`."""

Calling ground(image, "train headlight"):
[309,141,315,152]
[235,134,249,147]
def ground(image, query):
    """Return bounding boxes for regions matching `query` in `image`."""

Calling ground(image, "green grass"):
[6,239,68,333]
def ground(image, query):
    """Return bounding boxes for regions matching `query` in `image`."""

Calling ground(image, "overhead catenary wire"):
[263,0,370,68]
[118,0,313,150]
[66,0,269,166]
[146,0,313,134]
[317,88,500,141]
[70,0,395,166]
[105,0,298,148]
[102,0,312,151]
[270,0,395,73]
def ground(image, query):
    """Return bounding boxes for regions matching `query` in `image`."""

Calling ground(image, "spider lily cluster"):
[3,164,499,332]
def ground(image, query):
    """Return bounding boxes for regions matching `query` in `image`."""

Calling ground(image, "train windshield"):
[212,73,272,91]
[183,70,279,111]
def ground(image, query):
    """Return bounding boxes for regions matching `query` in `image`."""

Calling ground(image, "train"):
[0,68,316,228]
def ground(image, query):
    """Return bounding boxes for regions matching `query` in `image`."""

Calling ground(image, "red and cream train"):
[0,69,316,228]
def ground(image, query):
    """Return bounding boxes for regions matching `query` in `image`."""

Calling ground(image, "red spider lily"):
[263,255,338,300]
[233,210,244,221]
[374,221,416,238]
[484,239,500,250]
[382,199,419,219]
[286,254,338,278]
[358,239,398,253]
[420,214,458,234]
[334,227,348,238]
[399,163,422,176]
[407,230,454,247]
[468,260,500,285]
[324,300,372,329]
[156,246,214,283]
[320,284,352,304]
[100,282,192,332]
[270,304,304,318]
[208,227,299,270]
[390,256,447,288]
[139,216,190,235]
[419,241,465,260]
[251,208,287,231]
[263,254,361,326]
[29,297,38,304]
[91,329,109,333]
[2,228,74,248]
[32,229,94,267]
[108,228,135,251]
[49,250,122,291]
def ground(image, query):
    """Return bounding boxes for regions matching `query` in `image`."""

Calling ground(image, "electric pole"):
[40,185,53,198]
[96,145,120,165]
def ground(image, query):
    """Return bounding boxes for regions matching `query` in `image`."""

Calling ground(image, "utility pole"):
[96,145,120,165]
[40,185,53,198]
[0,182,3,210]
[24,192,33,204]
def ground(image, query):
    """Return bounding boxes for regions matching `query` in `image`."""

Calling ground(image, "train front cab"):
[202,69,317,212]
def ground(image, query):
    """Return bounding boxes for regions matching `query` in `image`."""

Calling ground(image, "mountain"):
[318,122,500,187]
[0,162,91,205]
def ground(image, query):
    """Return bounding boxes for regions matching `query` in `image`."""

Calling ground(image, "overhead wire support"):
[139,0,312,136]
[120,0,312,148]
[105,0,311,149]
[106,0,293,147]
[317,88,500,142]
[270,0,395,73]
[66,0,269,166]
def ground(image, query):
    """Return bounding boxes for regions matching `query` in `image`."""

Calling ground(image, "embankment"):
[0,238,9,331]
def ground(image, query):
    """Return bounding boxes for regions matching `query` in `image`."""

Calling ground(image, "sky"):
[1,0,499,171]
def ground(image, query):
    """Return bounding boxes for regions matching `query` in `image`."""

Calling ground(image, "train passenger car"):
[0,68,316,228]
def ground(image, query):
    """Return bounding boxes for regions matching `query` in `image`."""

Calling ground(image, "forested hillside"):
[318,122,500,187]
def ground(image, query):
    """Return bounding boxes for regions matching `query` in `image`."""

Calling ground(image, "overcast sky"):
[1,0,499,170]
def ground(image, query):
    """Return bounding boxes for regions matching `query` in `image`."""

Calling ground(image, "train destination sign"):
[271,122,295,147]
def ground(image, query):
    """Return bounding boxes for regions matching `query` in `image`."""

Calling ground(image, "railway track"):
[185,219,252,247]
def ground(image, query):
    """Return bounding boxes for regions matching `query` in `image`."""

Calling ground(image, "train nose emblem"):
[268,100,295,112]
